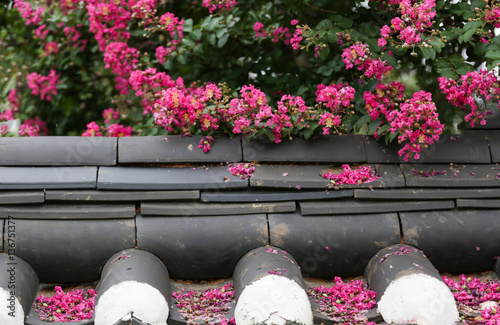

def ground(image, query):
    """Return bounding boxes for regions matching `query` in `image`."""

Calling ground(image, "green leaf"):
[460,28,476,43]
[419,47,436,60]
[261,128,275,142]
[191,29,202,41]
[336,17,353,28]
[485,50,500,60]
[183,18,193,33]
[377,123,391,136]
[216,28,227,38]
[316,19,332,30]
[303,123,320,140]
[217,34,229,48]
[463,20,482,31]
[354,114,372,133]
[429,40,445,53]
[455,63,474,75]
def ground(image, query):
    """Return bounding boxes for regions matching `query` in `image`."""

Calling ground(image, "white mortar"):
[94,280,169,325]
[377,273,459,325]
[235,274,313,325]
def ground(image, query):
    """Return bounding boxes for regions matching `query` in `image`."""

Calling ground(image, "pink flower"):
[202,0,237,13]
[34,24,49,39]
[380,25,391,38]
[253,21,266,38]
[377,37,387,47]
[7,89,20,111]
[26,69,60,101]
[14,0,44,26]
[106,123,133,137]
[102,108,119,124]
[291,19,299,26]
[44,42,59,56]
[82,121,103,137]
[18,117,48,137]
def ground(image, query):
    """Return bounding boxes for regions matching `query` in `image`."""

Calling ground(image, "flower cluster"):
[103,42,140,94]
[307,277,377,324]
[228,163,255,180]
[322,164,378,187]
[364,81,406,121]
[172,283,235,325]
[378,0,437,48]
[485,6,500,28]
[26,69,60,101]
[316,83,355,135]
[82,121,132,137]
[13,0,44,26]
[341,42,393,80]
[202,0,237,14]
[438,68,500,128]
[34,286,97,322]
[443,274,500,324]
[387,90,444,161]
[18,117,48,136]
[253,22,292,45]
[86,0,132,51]
[365,84,443,161]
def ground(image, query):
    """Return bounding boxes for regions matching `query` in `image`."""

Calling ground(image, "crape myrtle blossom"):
[378,0,437,47]
[26,69,60,101]
[103,42,140,94]
[18,117,48,136]
[7,89,20,111]
[341,42,392,81]
[307,277,377,324]
[388,91,443,161]
[364,84,443,161]
[86,0,132,51]
[322,164,378,186]
[438,68,500,128]
[34,286,96,321]
[253,22,292,44]
[485,6,500,28]
[13,0,44,26]
[443,274,500,324]
[202,0,237,14]
[316,83,355,135]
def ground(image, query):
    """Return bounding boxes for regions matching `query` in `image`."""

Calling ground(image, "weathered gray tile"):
[485,130,500,163]
[200,188,353,202]
[137,214,268,279]
[250,164,402,189]
[300,199,455,215]
[0,167,97,189]
[46,190,199,201]
[9,219,135,282]
[0,191,45,204]
[0,136,116,166]
[0,204,136,219]
[242,135,366,162]
[98,166,248,190]
[141,201,296,216]
[366,131,491,164]
[401,164,500,187]
[456,199,500,208]
[269,211,400,277]
[250,165,329,189]
[355,188,500,200]
[401,209,500,273]
[118,135,242,163]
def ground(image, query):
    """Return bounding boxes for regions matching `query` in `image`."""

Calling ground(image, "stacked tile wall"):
[0,129,500,283]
